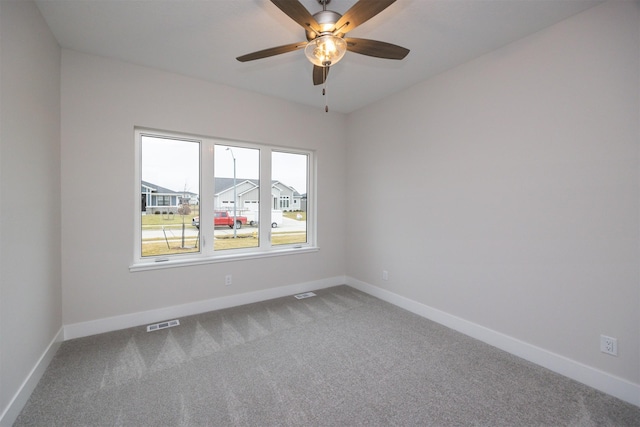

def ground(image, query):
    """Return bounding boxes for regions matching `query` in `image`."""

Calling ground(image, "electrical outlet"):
[600,335,618,356]
[382,270,389,281]
[225,274,232,286]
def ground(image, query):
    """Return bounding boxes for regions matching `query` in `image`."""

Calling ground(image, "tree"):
[177,185,193,248]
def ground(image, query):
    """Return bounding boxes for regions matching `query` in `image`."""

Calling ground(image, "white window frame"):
[131,128,317,271]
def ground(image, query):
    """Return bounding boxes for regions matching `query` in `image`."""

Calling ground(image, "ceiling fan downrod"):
[317,0,331,11]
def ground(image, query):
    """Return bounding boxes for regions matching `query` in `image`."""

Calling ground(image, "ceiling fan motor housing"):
[306,10,342,41]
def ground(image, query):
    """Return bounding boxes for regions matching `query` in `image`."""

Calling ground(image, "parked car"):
[244,210,283,228]
[192,211,248,229]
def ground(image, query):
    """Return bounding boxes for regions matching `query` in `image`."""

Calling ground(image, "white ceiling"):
[35,0,602,113]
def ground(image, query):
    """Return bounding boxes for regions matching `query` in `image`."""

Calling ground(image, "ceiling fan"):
[236,0,410,87]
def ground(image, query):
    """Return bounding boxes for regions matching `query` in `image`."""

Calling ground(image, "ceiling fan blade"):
[313,65,330,85]
[333,0,396,35]
[271,0,321,34]
[236,41,307,62]
[345,38,409,60]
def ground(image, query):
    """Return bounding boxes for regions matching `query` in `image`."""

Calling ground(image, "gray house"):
[141,178,300,214]
[214,178,303,212]
[141,180,197,214]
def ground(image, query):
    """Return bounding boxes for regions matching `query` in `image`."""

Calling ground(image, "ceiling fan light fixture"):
[304,34,347,67]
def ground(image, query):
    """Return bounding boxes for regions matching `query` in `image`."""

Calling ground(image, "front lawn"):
[142,212,198,226]
[141,231,306,257]
[283,211,306,221]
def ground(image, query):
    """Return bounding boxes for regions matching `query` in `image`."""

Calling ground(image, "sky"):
[141,136,308,196]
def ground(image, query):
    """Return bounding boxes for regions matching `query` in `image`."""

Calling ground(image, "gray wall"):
[346,1,639,385]
[60,50,348,326]
[0,0,62,420]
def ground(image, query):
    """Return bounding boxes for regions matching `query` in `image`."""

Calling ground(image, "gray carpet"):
[15,285,640,426]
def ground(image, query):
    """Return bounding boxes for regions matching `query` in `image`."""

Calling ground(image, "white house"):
[215,178,303,212]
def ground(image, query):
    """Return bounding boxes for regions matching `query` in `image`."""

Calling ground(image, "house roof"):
[272,181,302,197]
[215,178,257,194]
[215,178,301,197]
[142,180,181,194]
[142,180,197,196]
[144,178,300,197]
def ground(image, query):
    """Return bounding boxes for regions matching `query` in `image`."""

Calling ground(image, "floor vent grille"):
[147,319,180,332]
[294,292,316,300]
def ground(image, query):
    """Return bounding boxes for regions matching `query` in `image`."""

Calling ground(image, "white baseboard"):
[346,277,640,408]
[64,276,346,340]
[0,327,64,427]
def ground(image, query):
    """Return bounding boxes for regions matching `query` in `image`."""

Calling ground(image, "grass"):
[140,209,307,257]
[141,212,199,226]
[141,232,307,257]
[283,211,306,221]
[141,240,200,257]
[141,209,303,227]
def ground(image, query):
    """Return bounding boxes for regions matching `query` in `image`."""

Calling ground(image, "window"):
[133,129,316,270]
[214,144,260,251]
[272,151,308,246]
[279,196,290,209]
[156,195,171,206]
[139,134,200,258]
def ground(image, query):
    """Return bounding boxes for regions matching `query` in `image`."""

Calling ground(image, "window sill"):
[129,245,319,272]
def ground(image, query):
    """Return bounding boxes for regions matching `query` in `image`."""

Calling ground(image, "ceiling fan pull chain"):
[323,68,329,112]
[324,87,329,112]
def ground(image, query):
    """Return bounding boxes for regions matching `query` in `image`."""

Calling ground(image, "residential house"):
[214,177,303,212]
[141,180,197,214]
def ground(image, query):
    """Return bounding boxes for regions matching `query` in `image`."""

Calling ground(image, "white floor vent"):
[147,319,180,332]
[294,292,316,300]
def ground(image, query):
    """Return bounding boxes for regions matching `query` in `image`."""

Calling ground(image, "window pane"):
[271,151,307,246]
[214,144,260,250]
[141,135,200,257]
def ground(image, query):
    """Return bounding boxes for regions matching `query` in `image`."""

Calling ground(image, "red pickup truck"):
[192,211,248,229]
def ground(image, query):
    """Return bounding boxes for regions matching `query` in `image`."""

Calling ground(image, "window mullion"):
[201,138,215,255]
[259,148,272,250]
